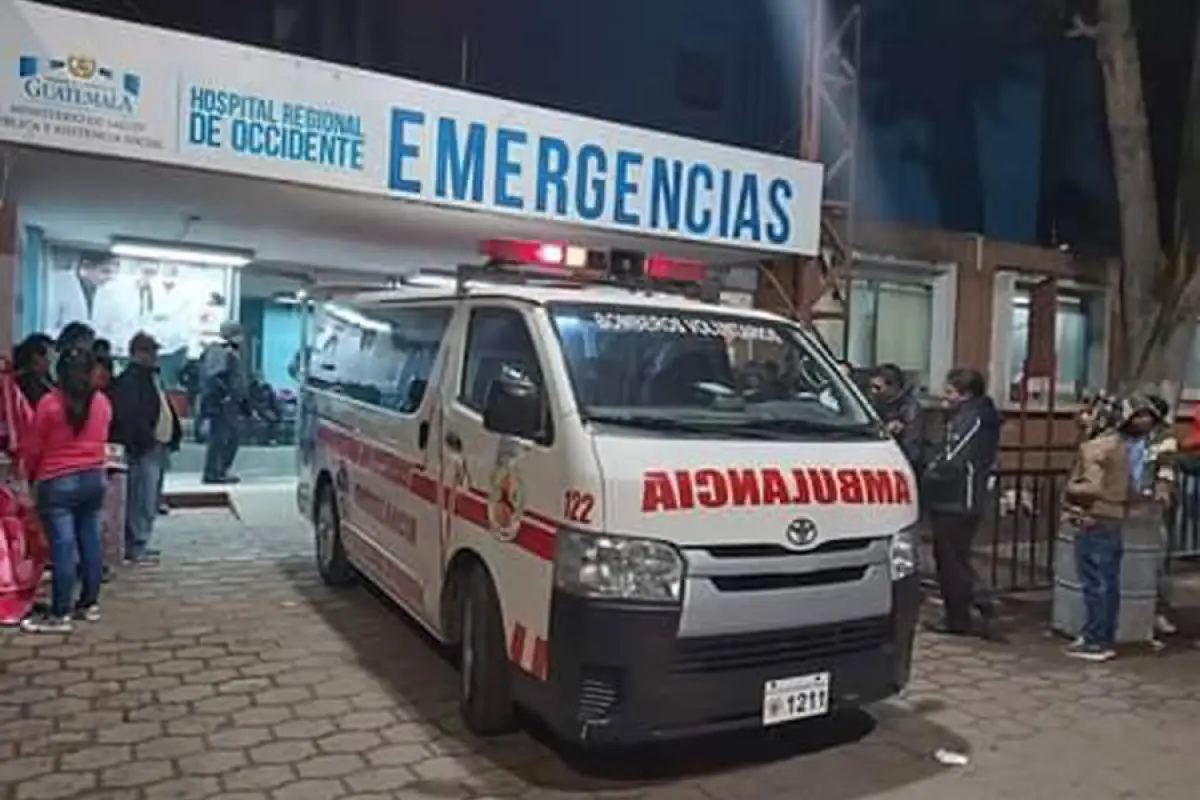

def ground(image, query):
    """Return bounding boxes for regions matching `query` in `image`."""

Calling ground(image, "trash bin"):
[101,444,128,571]
[1052,508,1162,644]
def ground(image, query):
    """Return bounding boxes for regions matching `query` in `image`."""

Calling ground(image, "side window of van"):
[312,303,452,413]
[460,307,544,412]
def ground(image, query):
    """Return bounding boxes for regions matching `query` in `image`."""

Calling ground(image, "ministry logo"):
[18,54,141,115]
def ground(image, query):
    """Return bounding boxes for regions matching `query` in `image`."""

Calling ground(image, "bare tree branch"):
[1066,13,1099,39]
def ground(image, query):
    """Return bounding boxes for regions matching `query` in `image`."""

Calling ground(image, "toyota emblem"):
[785,518,819,549]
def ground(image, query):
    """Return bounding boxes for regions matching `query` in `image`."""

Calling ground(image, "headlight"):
[555,530,685,602]
[890,524,918,580]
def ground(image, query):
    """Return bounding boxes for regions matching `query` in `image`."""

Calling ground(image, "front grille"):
[697,538,875,559]
[673,617,888,675]
[710,566,867,593]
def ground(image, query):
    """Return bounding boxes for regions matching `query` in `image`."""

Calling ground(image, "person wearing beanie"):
[1061,392,1168,661]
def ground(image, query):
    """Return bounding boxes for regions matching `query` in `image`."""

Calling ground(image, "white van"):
[297,239,921,745]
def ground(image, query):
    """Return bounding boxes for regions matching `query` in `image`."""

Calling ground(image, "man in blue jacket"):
[922,367,1002,637]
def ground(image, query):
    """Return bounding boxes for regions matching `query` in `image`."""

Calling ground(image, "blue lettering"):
[388,108,425,194]
[732,174,762,242]
[575,144,608,221]
[765,178,794,245]
[435,118,486,202]
[535,137,570,215]
[613,150,643,226]
[718,169,734,238]
[649,158,683,231]
[187,112,220,147]
[684,163,714,235]
[494,127,526,210]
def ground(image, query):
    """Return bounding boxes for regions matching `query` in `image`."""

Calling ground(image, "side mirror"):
[483,367,544,440]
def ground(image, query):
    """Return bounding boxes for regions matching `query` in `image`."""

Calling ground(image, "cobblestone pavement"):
[3,488,1200,799]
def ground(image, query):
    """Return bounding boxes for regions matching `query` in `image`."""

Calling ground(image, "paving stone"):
[14,771,96,800]
[96,722,166,745]
[60,745,133,771]
[318,731,384,753]
[209,727,275,749]
[178,749,249,776]
[223,765,297,792]
[136,736,207,760]
[143,777,222,800]
[249,740,319,765]
[296,754,366,779]
[99,759,175,788]
[271,780,345,800]
[4,495,1200,800]
[273,719,338,740]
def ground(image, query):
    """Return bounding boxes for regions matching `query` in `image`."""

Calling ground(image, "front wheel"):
[314,485,355,587]
[459,565,517,735]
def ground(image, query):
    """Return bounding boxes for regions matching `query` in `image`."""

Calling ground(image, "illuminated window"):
[847,278,934,392]
[996,280,1108,405]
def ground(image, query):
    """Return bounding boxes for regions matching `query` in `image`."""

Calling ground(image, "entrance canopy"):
[0,0,824,264]
[7,145,792,276]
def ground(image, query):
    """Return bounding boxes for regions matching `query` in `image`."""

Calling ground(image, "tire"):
[459,565,517,735]
[314,484,355,587]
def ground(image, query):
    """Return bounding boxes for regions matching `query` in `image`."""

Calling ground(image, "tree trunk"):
[1094,0,1164,383]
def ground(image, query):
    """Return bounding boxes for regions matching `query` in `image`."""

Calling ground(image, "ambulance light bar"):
[480,239,590,269]
[478,238,711,286]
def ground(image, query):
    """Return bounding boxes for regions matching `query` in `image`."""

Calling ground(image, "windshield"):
[548,303,879,436]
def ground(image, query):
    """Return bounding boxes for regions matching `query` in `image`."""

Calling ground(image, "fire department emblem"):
[488,465,524,541]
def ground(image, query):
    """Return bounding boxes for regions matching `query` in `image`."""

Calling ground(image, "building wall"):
[37,0,1121,251]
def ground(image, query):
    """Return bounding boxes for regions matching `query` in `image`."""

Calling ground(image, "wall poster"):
[42,244,234,357]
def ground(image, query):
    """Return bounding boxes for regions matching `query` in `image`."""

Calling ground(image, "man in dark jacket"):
[111,332,181,563]
[870,363,924,470]
[922,367,1002,637]
[200,321,247,484]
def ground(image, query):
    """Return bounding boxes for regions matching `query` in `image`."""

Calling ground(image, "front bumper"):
[523,573,921,745]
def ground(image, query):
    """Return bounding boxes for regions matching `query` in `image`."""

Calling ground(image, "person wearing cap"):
[110,332,181,564]
[200,321,247,484]
[1061,392,1170,661]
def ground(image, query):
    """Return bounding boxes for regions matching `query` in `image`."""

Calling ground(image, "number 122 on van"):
[762,672,830,726]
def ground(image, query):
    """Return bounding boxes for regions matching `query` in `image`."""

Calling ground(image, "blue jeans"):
[37,469,106,618]
[1075,521,1123,647]
[125,444,165,560]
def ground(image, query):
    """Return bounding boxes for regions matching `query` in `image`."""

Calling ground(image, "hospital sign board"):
[0,0,824,256]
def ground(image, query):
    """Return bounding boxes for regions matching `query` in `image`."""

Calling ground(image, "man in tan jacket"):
[1061,394,1169,661]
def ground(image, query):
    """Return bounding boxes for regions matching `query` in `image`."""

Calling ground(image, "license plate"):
[762,672,830,726]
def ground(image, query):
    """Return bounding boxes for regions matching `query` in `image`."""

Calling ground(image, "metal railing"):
[918,463,1200,594]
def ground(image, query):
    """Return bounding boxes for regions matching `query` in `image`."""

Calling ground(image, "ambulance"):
[296,239,921,745]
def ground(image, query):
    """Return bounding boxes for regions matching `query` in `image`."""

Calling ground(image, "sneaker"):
[1155,615,1178,636]
[1064,640,1115,662]
[74,605,101,623]
[126,549,161,565]
[20,614,73,634]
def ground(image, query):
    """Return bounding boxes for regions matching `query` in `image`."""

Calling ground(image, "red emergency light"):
[644,255,707,283]
[478,238,713,287]
[480,239,589,269]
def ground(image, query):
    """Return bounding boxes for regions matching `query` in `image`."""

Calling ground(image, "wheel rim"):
[461,595,475,703]
[316,499,333,569]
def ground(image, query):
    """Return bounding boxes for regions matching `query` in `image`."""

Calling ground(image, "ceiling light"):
[110,238,254,267]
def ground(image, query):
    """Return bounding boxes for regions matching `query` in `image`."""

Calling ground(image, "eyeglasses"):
[869,382,886,393]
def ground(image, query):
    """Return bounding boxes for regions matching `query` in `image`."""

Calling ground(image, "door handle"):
[417,420,430,450]
[444,431,463,452]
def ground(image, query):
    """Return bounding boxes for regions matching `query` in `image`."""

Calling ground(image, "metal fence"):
[920,464,1200,594]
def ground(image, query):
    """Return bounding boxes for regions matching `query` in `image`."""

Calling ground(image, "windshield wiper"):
[585,414,780,438]
[735,418,885,439]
